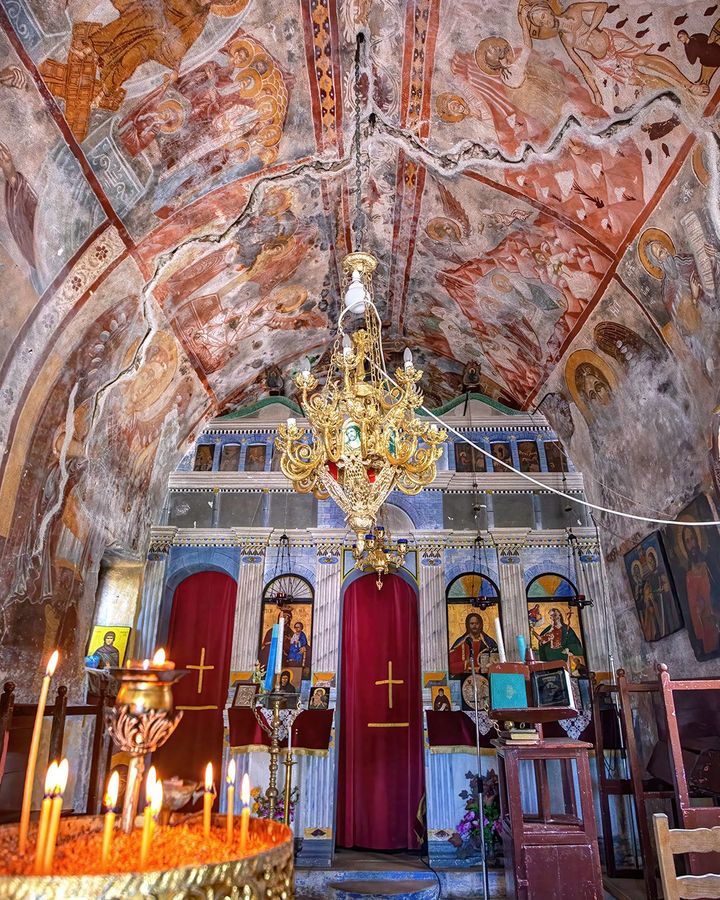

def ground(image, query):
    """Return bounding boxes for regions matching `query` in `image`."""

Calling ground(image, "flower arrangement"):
[250,785,299,823]
[449,769,502,863]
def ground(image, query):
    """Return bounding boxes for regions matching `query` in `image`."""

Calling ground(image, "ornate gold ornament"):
[276,252,446,551]
[351,524,409,589]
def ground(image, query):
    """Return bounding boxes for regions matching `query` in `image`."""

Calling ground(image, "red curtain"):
[336,573,425,850]
[153,571,236,788]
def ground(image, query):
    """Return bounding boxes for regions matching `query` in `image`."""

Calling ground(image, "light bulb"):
[286,417,296,429]
[403,347,413,369]
[344,270,367,314]
[342,334,352,357]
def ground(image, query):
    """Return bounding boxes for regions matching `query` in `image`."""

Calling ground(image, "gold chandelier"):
[276,252,446,549]
[352,523,409,589]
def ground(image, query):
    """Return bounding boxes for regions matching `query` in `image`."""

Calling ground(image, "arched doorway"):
[153,571,237,782]
[336,573,425,850]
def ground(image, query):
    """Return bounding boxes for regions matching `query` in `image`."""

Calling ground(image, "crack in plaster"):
[368,89,690,172]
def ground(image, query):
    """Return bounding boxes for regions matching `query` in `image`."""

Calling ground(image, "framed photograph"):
[232,683,258,708]
[431,685,453,711]
[661,493,720,661]
[85,626,131,668]
[531,667,575,709]
[308,685,330,710]
[624,531,683,642]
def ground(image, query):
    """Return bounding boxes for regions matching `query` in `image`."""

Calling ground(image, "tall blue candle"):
[516,634,527,662]
[264,624,281,691]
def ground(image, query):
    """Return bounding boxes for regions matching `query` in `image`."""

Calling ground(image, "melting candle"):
[203,763,213,839]
[239,773,251,853]
[42,757,68,875]
[19,649,59,855]
[226,758,236,844]
[140,767,157,868]
[101,771,119,864]
[33,761,57,874]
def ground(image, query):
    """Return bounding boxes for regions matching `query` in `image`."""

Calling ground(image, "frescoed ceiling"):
[1,0,720,680]
[3,0,719,414]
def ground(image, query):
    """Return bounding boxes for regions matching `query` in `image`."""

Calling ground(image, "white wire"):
[377,363,720,528]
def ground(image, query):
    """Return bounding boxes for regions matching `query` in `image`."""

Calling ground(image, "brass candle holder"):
[106,663,187,833]
[254,692,302,821]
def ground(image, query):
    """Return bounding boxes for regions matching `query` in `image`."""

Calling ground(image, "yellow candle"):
[42,757,68,875]
[139,767,157,868]
[203,762,213,839]
[239,773,250,854]
[101,771,119,865]
[226,759,236,844]
[19,650,58,854]
[33,762,57,874]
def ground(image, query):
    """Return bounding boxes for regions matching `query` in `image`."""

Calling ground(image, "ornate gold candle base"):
[0,815,293,900]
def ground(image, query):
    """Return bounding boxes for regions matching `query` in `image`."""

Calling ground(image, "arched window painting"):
[258,575,314,687]
[526,574,587,675]
[446,573,501,678]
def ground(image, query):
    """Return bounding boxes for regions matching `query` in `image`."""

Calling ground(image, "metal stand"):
[254,691,302,821]
[469,652,490,900]
[283,752,296,827]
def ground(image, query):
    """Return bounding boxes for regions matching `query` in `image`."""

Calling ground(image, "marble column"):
[576,548,617,673]
[230,547,267,672]
[134,526,176,658]
[417,544,446,672]
[497,542,531,661]
[311,539,343,671]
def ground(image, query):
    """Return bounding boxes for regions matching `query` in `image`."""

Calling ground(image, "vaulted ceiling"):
[2,0,720,674]
[3,0,718,416]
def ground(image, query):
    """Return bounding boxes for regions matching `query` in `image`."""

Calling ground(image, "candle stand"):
[106,665,187,833]
[254,693,302,821]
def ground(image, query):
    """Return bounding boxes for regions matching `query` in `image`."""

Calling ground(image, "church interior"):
[1,0,720,897]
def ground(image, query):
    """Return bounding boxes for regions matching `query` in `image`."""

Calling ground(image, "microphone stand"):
[469,645,490,900]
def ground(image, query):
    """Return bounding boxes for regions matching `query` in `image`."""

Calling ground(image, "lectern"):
[489,658,603,900]
[494,734,603,899]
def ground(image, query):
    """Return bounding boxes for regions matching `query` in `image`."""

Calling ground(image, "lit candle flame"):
[240,773,250,806]
[205,762,213,792]
[45,650,59,678]
[104,771,119,810]
[55,758,69,795]
[44,761,58,796]
[151,648,166,666]
[151,780,163,817]
[227,759,236,786]
[146,766,156,805]
[142,659,150,670]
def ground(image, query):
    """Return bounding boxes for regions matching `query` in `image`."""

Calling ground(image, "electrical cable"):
[374,361,720,528]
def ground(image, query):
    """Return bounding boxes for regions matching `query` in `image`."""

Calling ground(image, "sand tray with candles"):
[0,814,293,900]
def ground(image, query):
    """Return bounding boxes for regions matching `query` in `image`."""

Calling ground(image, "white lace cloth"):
[558,679,592,740]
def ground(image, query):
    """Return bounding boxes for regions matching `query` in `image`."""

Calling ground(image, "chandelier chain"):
[353,34,365,250]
